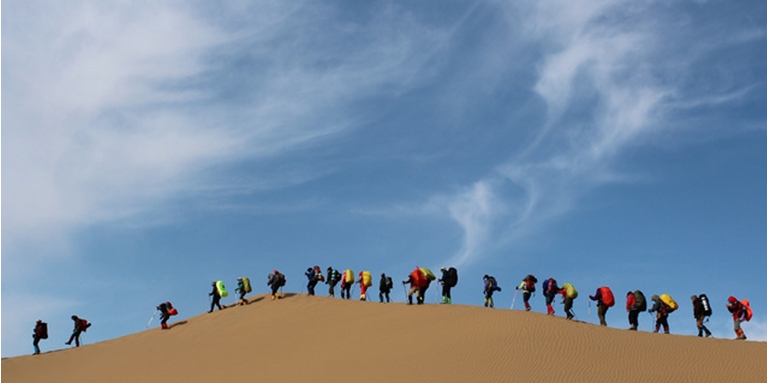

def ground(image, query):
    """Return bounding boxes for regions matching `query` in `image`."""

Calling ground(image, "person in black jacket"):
[65,315,90,347]
[158,302,172,329]
[438,267,457,304]
[208,282,223,312]
[379,273,392,303]
[33,320,46,355]
[691,295,712,337]
[268,271,286,300]
[648,295,671,334]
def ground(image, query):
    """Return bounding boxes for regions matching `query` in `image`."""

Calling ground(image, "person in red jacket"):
[727,296,747,340]
[626,291,639,331]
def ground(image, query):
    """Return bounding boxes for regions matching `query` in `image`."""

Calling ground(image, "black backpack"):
[446,267,458,287]
[699,294,712,317]
[488,276,498,290]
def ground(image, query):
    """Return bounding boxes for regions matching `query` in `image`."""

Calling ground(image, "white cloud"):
[2,0,451,264]
[436,0,671,263]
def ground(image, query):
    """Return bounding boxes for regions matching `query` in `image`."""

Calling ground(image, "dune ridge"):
[4,293,767,383]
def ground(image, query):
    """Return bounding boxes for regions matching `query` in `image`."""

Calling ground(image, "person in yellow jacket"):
[516,275,537,311]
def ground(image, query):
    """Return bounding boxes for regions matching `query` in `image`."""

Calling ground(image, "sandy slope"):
[4,293,767,383]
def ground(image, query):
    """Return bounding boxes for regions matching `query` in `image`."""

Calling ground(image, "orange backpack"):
[600,286,615,307]
[742,299,753,322]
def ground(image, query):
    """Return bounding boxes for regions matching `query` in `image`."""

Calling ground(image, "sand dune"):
[4,293,767,382]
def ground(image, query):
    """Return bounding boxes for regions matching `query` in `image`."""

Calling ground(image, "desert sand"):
[4,293,767,382]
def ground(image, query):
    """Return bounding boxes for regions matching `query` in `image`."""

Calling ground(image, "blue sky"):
[3,0,767,356]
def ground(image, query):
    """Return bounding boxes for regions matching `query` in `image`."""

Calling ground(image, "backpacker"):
[446,267,458,287]
[562,283,578,299]
[600,286,615,307]
[741,299,753,322]
[699,294,712,317]
[242,277,252,293]
[660,294,678,312]
[634,290,647,312]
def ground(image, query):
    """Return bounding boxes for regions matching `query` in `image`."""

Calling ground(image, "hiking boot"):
[705,333,711,338]
[525,307,531,312]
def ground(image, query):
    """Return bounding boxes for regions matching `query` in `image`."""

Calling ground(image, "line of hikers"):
[205,268,755,341]
[31,315,92,355]
[29,267,754,355]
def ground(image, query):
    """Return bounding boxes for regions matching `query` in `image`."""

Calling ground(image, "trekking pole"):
[510,289,518,310]
[588,300,591,321]
[402,283,408,300]
[146,310,158,328]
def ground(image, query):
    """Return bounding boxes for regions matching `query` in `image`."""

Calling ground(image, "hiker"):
[648,294,672,334]
[726,296,750,340]
[402,273,420,305]
[589,286,614,326]
[626,290,646,331]
[267,271,286,300]
[65,315,90,347]
[235,277,251,305]
[340,270,354,299]
[326,267,341,297]
[379,273,393,303]
[483,275,501,308]
[542,277,559,315]
[32,320,47,355]
[558,283,578,320]
[305,267,319,296]
[357,271,373,301]
[208,282,224,312]
[516,275,537,311]
[438,267,458,304]
[157,301,177,329]
[691,295,712,338]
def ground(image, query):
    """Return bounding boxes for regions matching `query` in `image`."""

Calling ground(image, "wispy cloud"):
[436,0,761,265]
[2,1,450,263]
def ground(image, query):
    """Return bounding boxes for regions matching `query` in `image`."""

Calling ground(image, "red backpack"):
[600,286,615,307]
[80,319,91,332]
[742,299,753,322]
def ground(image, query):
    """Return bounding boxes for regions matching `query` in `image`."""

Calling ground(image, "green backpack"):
[634,290,647,312]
